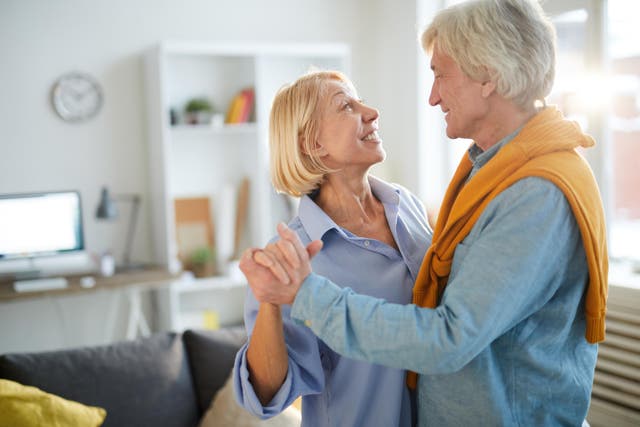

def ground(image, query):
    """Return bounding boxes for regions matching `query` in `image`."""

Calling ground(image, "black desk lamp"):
[96,186,141,270]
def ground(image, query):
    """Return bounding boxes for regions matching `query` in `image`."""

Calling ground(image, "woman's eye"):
[342,102,353,111]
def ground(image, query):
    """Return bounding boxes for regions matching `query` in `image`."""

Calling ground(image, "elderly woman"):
[245,1,608,426]
[232,70,432,426]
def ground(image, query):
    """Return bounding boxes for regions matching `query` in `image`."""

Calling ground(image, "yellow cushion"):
[0,379,106,427]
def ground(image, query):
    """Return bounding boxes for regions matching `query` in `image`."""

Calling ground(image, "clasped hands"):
[239,223,323,305]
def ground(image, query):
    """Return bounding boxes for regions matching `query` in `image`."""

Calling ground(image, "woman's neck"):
[315,174,376,222]
[315,173,398,249]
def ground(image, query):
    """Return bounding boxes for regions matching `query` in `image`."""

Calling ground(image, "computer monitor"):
[0,190,91,278]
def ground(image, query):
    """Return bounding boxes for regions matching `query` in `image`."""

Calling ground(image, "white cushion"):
[199,371,301,427]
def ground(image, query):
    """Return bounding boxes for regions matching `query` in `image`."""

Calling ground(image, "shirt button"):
[304,319,312,327]
[364,240,370,247]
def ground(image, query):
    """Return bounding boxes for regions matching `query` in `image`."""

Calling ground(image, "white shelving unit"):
[155,274,248,331]
[144,41,350,331]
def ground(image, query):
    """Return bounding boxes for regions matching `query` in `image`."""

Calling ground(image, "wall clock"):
[51,72,104,122]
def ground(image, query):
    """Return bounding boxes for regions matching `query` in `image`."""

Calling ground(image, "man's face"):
[428,44,489,141]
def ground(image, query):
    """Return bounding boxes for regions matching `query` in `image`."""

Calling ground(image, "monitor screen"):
[0,191,85,259]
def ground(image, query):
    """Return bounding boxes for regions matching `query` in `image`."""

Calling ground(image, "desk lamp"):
[95,186,142,270]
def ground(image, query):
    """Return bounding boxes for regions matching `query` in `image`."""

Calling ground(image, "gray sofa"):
[0,327,246,427]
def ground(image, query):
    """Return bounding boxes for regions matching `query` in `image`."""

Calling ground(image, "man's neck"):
[473,101,539,151]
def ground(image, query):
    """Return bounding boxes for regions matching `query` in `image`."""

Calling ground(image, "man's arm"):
[258,179,583,374]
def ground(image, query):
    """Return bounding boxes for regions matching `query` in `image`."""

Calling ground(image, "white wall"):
[0,0,423,352]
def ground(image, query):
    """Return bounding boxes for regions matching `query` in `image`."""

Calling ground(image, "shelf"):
[145,41,350,333]
[170,122,257,136]
[173,274,246,293]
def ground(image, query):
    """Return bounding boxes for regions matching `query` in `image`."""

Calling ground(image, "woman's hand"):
[242,223,323,305]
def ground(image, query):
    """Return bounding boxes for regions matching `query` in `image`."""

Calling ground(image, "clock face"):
[51,72,103,122]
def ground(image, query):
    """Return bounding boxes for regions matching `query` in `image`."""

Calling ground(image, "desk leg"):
[125,287,151,340]
[104,290,121,343]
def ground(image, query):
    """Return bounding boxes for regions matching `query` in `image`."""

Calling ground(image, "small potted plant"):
[188,246,216,278]
[184,98,213,125]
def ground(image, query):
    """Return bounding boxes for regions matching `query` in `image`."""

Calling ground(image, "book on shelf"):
[225,88,254,124]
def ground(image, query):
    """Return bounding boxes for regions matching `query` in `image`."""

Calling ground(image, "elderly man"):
[242,0,608,425]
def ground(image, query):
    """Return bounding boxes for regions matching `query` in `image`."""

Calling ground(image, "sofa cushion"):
[0,333,199,427]
[184,327,247,414]
[0,378,106,427]
[198,370,301,427]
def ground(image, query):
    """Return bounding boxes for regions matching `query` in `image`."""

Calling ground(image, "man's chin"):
[445,128,457,140]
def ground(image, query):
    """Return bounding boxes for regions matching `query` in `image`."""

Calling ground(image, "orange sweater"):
[408,107,608,388]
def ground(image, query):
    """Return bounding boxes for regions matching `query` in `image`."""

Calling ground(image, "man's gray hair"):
[421,0,556,111]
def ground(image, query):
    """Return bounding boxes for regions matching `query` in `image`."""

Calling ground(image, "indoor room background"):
[1,1,639,425]
[0,0,431,352]
[1,0,638,405]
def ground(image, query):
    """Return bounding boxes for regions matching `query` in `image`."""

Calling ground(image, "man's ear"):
[481,80,496,98]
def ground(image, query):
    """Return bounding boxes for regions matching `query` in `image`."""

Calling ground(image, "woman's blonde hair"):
[421,0,556,111]
[269,70,352,197]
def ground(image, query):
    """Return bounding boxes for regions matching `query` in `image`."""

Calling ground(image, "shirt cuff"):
[291,272,342,329]
[234,345,295,418]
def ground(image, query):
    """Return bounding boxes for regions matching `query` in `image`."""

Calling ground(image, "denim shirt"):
[234,176,432,427]
[291,136,597,426]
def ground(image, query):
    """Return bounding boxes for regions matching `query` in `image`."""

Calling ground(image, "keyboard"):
[13,277,69,293]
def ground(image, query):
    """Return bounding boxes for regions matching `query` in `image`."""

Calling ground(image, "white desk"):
[0,268,177,353]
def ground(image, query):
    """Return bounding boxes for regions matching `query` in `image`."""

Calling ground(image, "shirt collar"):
[298,176,400,241]
[467,127,522,178]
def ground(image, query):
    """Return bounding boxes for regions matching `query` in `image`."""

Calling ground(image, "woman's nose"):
[361,103,379,122]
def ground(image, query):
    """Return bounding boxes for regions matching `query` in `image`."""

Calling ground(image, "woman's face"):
[313,79,384,172]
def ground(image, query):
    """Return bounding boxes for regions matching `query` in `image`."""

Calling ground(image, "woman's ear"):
[300,136,327,157]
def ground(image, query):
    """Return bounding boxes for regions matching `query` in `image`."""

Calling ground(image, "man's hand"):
[240,223,323,305]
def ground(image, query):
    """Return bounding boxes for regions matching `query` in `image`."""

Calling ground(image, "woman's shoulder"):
[266,216,312,245]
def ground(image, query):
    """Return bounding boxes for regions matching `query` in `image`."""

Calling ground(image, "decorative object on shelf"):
[188,246,216,278]
[51,72,103,122]
[95,186,142,271]
[184,97,213,125]
[174,197,217,275]
[224,88,254,124]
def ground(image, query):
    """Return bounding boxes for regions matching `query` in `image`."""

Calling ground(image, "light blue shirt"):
[234,176,432,427]
[290,136,598,426]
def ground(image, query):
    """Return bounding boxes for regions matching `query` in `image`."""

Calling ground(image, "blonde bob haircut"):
[421,0,556,111]
[269,70,353,197]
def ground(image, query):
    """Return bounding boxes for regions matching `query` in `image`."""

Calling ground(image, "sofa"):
[0,327,248,427]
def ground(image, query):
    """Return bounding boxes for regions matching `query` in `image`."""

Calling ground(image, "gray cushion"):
[0,332,199,427]
[184,327,247,414]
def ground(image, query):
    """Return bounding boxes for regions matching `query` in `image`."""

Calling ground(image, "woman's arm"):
[246,303,288,405]
[240,248,291,404]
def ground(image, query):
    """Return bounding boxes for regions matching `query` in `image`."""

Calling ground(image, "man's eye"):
[342,102,353,111]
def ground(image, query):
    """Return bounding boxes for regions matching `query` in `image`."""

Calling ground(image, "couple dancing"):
[233,0,608,426]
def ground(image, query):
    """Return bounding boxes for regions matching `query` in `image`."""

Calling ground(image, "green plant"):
[185,98,213,113]
[189,246,215,265]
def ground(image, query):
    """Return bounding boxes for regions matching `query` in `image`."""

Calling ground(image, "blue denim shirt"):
[234,176,432,427]
[291,136,597,426]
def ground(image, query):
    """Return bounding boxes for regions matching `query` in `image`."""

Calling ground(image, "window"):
[549,0,640,262]
[421,0,640,263]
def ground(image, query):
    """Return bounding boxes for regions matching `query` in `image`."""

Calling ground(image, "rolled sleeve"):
[233,347,296,418]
